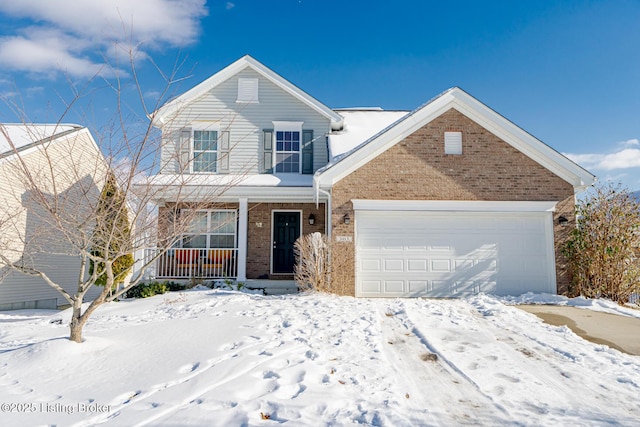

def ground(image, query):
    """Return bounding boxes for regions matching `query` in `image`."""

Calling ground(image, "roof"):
[0,124,81,156]
[315,87,596,192]
[328,109,409,161]
[151,55,344,130]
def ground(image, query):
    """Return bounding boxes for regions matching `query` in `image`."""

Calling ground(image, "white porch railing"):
[143,248,238,280]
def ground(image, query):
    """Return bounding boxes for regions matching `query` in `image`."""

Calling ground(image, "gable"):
[332,109,575,202]
[152,55,343,129]
[316,88,595,192]
[158,67,334,175]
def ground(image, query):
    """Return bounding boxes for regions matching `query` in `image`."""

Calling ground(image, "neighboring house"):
[146,55,595,297]
[0,124,105,310]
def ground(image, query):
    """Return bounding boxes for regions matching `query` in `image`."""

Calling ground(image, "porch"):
[144,248,239,280]
[140,248,298,295]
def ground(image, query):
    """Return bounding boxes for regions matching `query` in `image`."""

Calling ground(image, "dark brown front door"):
[273,211,300,274]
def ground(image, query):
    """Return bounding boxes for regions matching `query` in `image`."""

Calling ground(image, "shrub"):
[165,281,188,292]
[563,183,640,304]
[125,281,169,299]
[294,233,354,294]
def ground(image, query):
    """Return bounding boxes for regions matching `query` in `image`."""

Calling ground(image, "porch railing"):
[143,248,238,280]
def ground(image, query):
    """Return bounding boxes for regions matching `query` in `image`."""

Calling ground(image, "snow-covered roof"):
[146,173,313,188]
[317,88,596,192]
[144,173,316,202]
[328,109,409,160]
[0,124,81,156]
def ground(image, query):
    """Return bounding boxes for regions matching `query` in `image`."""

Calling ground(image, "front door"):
[273,211,301,274]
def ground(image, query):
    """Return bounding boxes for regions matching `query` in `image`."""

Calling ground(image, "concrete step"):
[244,280,298,296]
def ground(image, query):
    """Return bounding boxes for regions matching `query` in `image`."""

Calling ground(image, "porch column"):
[237,197,248,281]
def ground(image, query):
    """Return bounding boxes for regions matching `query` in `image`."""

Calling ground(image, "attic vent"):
[444,131,462,155]
[237,78,259,103]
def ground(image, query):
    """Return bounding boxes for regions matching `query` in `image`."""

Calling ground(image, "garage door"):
[356,209,556,297]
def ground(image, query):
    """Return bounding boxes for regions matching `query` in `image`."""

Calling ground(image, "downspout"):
[313,175,332,238]
[315,182,332,291]
[318,188,332,238]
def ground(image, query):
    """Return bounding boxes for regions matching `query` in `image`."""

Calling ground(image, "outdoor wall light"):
[558,216,569,227]
[308,213,316,225]
[343,213,351,224]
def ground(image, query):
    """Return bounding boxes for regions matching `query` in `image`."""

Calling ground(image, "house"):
[145,55,595,297]
[0,124,105,310]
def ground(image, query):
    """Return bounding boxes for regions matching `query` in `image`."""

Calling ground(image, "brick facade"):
[247,202,326,279]
[331,108,576,296]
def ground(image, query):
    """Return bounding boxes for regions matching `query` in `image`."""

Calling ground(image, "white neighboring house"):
[0,124,106,310]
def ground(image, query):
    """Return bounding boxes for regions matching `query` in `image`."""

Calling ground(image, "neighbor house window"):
[444,131,463,155]
[237,78,259,103]
[273,121,303,173]
[182,210,237,248]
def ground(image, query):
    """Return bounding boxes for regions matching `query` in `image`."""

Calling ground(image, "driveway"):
[518,305,640,356]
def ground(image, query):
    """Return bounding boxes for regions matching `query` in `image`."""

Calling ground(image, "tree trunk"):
[69,299,86,343]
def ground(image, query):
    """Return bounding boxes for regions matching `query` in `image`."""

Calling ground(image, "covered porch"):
[141,174,328,283]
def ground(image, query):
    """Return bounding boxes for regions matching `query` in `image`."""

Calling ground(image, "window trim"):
[180,209,238,249]
[272,121,303,173]
[191,123,220,174]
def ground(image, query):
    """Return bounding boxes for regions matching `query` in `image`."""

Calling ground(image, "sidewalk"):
[518,305,640,356]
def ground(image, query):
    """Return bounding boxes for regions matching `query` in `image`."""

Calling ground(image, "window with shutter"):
[272,121,304,173]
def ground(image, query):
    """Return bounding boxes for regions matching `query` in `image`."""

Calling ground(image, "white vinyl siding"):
[159,68,331,175]
[0,129,105,309]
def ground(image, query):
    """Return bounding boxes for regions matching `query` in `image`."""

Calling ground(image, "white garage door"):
[356,209,556,297]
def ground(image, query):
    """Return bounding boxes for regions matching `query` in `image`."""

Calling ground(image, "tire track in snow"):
[379,301,512,426]
[400,297,640,425]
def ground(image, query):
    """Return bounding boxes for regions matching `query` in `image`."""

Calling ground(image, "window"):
[275,131,300,173]
[444,131,463,155]
[182,210,237,248]
[273,121,303,173]
[193,130,218,172]
[237,78,259,103]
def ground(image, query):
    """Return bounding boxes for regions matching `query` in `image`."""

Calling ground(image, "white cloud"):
[0,0,208,79]
[565,147,640,171]
[617,138,640,149]
[226,2,235,10]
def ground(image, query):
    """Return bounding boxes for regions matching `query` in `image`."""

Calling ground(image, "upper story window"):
[444,131,463,155]
[237,78,259,103]
[189,122,220,173]
[193,130,218,173]
[273,121,303,173]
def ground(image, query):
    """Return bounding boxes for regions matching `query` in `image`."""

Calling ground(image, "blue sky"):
[0,1,638,188]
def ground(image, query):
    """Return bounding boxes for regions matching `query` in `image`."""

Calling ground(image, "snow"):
[0,124,79,155]
[503,292,640,319]
[1,290,639,426]
[329,110,409,160]
[144,173,314,188]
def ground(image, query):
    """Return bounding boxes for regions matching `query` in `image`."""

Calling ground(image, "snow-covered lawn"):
[1,289,639,426]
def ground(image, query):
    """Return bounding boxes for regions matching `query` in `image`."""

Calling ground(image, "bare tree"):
[0,52,245,342]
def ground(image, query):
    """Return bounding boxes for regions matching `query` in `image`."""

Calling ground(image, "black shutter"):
[301,129,314,174]
[260,129,273,173]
